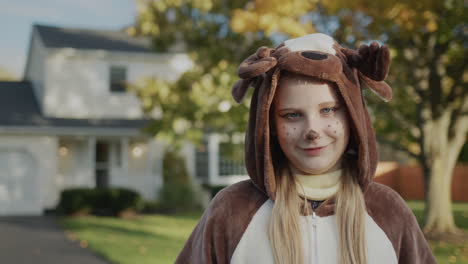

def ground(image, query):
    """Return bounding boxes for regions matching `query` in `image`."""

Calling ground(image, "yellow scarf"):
[294,169,342,200]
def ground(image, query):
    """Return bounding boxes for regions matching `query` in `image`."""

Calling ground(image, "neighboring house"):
[0,24,194,216]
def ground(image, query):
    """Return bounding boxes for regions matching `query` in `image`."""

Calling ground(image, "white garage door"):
[0,149,41,215]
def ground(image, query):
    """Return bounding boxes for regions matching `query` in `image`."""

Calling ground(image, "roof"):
[0,81,150,131]
[34,24,153,53]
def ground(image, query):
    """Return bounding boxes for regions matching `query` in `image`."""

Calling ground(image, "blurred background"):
[0,0,466,263]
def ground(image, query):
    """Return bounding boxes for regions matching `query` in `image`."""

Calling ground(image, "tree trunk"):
[422,106,468,235]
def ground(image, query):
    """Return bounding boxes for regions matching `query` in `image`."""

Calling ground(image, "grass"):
[59,212,202,264]
[59,202,468,264]
[406,201,468,264]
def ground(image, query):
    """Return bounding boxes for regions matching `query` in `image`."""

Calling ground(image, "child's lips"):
[302,145,328,156]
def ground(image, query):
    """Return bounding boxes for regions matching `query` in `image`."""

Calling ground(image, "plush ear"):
[232,46,278,103]
[231,75,265,103]
[238,46,277,79]
[359,72,393,102]
[342,42,390,81]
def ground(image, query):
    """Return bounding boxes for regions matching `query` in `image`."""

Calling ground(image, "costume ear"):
[232,46,277,103]
[231,76,263,104]
[359,72,393,102]
[238,46,277,79]
[342,42,390,81]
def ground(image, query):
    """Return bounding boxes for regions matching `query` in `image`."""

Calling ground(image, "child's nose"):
[304,129,320,141]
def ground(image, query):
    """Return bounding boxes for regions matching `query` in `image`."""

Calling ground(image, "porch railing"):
[195,133,248,186]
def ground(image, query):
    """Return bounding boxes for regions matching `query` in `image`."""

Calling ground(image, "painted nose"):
[305,129,320,141]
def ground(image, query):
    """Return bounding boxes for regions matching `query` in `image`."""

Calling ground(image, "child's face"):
[273,74,350,175]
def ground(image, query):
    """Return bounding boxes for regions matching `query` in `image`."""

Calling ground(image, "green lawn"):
[59,212,202,264]
[407,201,468,264]
[59,201,468,264]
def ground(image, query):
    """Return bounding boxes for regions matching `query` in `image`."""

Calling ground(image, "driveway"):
[0,216,110,264]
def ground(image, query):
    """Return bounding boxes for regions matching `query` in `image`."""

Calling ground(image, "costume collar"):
[294,169,342,200]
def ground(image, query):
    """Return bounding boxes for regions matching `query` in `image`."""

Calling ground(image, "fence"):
[374,163,468,202]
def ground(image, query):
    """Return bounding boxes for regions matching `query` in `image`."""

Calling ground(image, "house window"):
[110,66,127,92]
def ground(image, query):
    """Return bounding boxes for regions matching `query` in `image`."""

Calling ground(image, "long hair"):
[267,73,368,264]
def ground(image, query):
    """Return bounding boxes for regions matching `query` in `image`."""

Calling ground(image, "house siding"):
[43,49,192,119]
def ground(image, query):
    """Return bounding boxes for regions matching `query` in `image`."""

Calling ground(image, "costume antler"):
[232,46,278,103]
[342,42,390,81]
[342,42,393,102]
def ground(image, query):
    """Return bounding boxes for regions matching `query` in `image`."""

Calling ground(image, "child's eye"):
[321,107,338,114]
[282,112,301,119]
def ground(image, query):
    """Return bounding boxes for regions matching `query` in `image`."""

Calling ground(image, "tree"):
[130,0,272,147]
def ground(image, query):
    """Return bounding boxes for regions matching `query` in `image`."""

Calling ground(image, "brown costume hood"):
[232,33,392,201]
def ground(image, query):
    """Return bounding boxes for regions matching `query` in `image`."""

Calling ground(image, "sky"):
[0,0,137,79]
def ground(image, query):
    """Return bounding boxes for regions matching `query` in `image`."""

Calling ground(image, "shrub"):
[57,187,143,216]
[57,188,94,215]
[157,182,197,213]
[141,200,161,214]
[158,148,199,213]
[109,188,144,214]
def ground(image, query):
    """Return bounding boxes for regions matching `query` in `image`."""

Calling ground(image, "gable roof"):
[34,24,153,53]
[0,81,150,131]
[0,81,42,121]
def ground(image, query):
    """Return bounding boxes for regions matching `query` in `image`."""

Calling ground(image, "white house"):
[0,24,197,216]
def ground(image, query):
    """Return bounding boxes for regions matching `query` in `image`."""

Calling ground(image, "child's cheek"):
[325,118,343,136]
[279,124,299,141]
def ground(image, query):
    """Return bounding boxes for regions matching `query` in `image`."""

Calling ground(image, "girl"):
[176,33,436,264]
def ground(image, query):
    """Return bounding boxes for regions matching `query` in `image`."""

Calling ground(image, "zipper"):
[311,209,319,263]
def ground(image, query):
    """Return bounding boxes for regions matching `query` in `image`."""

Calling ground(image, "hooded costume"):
[175,33,436,264]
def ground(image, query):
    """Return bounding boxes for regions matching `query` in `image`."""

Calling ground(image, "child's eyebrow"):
[278,107,301,112]
[278,101,339,112]
[318,101,339,107]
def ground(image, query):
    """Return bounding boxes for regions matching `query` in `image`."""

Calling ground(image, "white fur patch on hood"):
[284,33,336,55]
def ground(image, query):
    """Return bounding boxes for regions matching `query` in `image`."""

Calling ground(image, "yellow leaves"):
[231,0,316,37]
[173,118,191,134]
[231,11,314,37]
[138,245,148,254]
[379,3,439,32]
[386,3,417,30]
[219,72,231,86]
[79,240,88,248]
[231,9,258,33]
[151,0,168,11]
[126,26,137,36]
[218,60,228,70]
[423,11,438,32]
[141,20,159,35]
[147,0,212,12]
[252,0,316,15]
[142,97,153,109]
[408,142,421,155]
[200,74,214,89]
[193,0,213,11]
[150,0,183,11]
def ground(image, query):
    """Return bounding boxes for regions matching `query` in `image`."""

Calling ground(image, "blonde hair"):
[268,72,368,264]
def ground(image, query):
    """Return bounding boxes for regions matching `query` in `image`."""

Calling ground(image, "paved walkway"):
[0,216,110,264]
